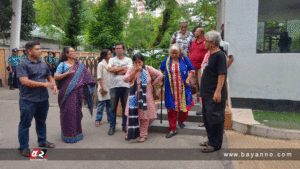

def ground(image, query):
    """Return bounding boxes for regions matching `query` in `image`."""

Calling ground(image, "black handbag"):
[56,62,65,90]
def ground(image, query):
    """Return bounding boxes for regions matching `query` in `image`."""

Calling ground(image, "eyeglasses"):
[116,48,123,50]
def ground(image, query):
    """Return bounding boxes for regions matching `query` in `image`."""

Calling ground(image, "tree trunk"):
[108,0,115,8]
[152,0,176,47]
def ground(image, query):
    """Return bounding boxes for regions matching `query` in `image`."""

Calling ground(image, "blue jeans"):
[95,100,111,123]
[18,99,49,150]
[109,87,129,128]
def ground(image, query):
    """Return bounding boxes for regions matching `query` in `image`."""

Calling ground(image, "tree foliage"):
[144,0,178,47]
[86,0,131,50]
[124,10,160,49]
[0,0,13,42]
[21,0,36,40]
[34,0,70,39]
[63,0,84,48]
[142,0,217,48]
[0,0,35,42]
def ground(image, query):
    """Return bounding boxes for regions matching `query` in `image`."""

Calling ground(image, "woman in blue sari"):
[54,46,96,143]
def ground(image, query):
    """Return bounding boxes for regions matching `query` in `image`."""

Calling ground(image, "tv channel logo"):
[30,149,47,161]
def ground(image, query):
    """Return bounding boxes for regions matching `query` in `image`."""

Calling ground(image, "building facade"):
[217,0,300,112]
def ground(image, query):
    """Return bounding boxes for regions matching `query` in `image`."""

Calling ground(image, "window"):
[257,0,300,53]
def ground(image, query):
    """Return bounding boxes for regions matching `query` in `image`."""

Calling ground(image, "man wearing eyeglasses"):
[107,43,133,136]
[170,20,195,57]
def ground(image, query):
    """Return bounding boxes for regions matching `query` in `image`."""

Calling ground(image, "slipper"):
[199,141,209,147]
[137,137,147,143]
[198,123,205,127]
[20,148,30,157]
[39,141,55,148]
[94,122,100,127]
[202,146,217,153]
[166,130,177,138]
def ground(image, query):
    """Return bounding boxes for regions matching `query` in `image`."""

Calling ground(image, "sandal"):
[199,141,209,147]
[202,146,217,153]
[125,133,130,141]
[166,130,177,138]
[39,141,55,148]
[20,148,30,157]
[94,122,100,127]
[198,123,205,127]
[137,137,147,143]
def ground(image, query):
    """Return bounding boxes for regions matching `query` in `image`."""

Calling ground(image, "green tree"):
[144,0,178,47]
[63,0,84,48]
[21,0,36,40]
[0,0,13,44]
[34,0,70,39]
[86,0,131,49]
[124,10,159,49]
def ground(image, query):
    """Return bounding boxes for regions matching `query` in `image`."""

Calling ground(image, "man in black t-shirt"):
[200,31,227,153]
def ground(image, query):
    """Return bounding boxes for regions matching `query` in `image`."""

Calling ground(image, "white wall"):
[225,0,300,101]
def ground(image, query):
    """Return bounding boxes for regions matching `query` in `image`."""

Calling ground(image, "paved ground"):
[0,87,233,169]
[226,130,300,168]
[0,86,299,169]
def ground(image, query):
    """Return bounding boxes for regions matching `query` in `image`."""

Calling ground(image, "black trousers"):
[202,98,226,150]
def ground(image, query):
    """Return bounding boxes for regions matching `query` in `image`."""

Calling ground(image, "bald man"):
[189,27,208,113]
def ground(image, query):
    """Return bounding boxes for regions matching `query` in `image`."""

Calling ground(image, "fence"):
[78,56,99,108]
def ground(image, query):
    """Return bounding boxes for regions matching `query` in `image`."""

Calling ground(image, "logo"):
[30,149,47,161]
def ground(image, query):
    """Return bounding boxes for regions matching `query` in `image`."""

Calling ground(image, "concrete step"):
[149,120,207,136]
[156,109,203,123]
[157,101,202,112]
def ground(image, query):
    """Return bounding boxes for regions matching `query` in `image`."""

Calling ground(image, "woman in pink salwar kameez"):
[123,54,163,143]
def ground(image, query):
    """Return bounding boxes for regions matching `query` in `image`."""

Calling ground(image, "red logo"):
[30,149,47,161]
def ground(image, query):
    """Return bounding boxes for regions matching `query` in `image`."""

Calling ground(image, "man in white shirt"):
[107,43,133,135]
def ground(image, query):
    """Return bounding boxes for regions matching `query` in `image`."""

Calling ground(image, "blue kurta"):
[160,56,195,110]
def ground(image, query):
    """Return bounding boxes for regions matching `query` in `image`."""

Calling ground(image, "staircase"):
[149,101,207,136]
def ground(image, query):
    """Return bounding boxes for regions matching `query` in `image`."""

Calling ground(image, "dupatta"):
[58,61,96,116]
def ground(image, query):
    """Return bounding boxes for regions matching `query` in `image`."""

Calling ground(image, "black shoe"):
[166,130,177,138]
[122,126,127,133]
[19,148,30,157]
[178,122,185,129]
[10,86,14,90]
[196,111,202,115]
[108,128,115,135]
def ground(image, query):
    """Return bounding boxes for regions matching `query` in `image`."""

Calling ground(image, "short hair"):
[179,20,188,26]
[192,26,204,35]
[204,31,221,47]
[115,43,125,50]
[169,44,186,57]
[25,41,40,51]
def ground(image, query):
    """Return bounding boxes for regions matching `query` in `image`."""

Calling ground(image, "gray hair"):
[169,44,187,57]
[204,31,221,47]
[179,20,188,26]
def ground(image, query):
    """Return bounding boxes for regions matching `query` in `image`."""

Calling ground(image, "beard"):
[180,30,187,34]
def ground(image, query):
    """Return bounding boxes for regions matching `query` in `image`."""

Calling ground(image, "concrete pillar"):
[10,0,22,54]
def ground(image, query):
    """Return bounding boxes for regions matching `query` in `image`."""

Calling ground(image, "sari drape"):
[58,61,96,143]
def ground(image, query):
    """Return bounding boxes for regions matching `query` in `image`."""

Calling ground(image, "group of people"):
[7,49,58,90]
[16,20,234,157]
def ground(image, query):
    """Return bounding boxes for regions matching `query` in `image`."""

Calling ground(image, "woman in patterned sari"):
[54,46,96,143]
[160,44,195,138]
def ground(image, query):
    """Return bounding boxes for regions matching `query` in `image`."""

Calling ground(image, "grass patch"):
[253,111,300,130]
